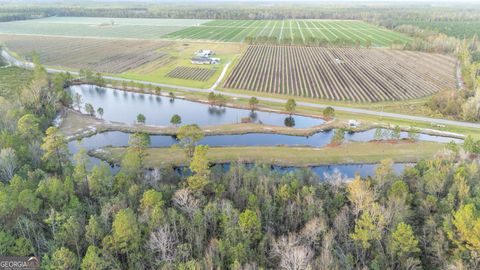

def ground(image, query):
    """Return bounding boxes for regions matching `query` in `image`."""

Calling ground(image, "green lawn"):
[115,41,245,88]
[164,19,412,46]
[93,141,445,168]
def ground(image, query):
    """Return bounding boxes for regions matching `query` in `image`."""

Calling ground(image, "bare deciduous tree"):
[272,234,313,270]
[316,230,338,270]
[173,188,199,217]
[148,225,178,262]
[0,147,17,181]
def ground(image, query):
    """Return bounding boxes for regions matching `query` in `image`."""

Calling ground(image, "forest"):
[1,2,480,269]
[0,56,480,269]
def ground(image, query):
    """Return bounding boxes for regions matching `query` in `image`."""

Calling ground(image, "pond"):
[68,84,325,128]
[69,128,461,152]
[66,84,461,180]
[68,128,460,179]
[223,163,411,179]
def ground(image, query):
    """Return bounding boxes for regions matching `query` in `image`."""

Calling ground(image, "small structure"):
[196,49,215,57]
[191,57,220,65]
[348,120,359,128]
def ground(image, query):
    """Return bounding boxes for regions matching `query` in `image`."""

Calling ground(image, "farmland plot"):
[167,66,216,81]
[224,45,456,102]
[0,17,209,39]
[164,19,412,47]
[0,35,172,73]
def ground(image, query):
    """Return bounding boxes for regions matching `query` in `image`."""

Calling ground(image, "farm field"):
[0,35,172,73]
[397,20,480,38]
[0,33,245,87]
[0,16,412,47]
[0,16,209,39]
[167,66,216,81]
[223,44,456,102]
[164,19,412,46]
[117,41,245,88]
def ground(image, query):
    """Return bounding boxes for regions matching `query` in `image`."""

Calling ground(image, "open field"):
[117,41,245,88]
[0,16,209,39]
[0,35,172,73]
[397,20,480,38]
[223,45,456,102]
[0,34,244,87]
[92,141,445,167]
[164,19,412,46]
[167,66,216,81]
[0,17,411,47]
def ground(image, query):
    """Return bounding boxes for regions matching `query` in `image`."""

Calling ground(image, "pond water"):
[68,128,461,152]
[66,84,461,180]
[216,163,411,180]
[68,84,325,128]
[67,128,459,179]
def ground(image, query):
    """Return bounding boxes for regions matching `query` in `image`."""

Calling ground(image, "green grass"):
[164,19,412,46]
[115,41,245,88]
[94,141,445,168]
[0,17,209,39]
[0,66,32,98]
[397,20,480,39]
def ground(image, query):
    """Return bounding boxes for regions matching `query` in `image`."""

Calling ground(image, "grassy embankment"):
[92,141,445,168]
[59,109,465,142]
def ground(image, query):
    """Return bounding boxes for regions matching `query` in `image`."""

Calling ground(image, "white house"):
[191,57,220,65]
[196,49,215,57]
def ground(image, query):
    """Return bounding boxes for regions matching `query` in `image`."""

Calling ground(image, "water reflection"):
[68,84,324,127]
[284,116,295,127]
[208,106,227,116]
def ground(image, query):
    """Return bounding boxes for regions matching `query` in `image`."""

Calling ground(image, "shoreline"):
[60,108,466,142]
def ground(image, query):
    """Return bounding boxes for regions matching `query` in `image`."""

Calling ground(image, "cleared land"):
[0,35,172,73]
[0,34,244,87]
[93,141,445,167]
[0,16,209,39]
[224,45,457,102]
[118,42,245,88]
[164,19,412,46]
[167,66,216,81]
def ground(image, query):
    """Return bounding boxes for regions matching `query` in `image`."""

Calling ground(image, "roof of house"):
[191,57,211,62]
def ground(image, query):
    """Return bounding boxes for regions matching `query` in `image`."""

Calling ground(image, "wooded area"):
[0,59,480,269]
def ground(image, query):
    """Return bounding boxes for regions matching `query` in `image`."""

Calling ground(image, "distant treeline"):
[0,11,45,22]
[1,3,479,21]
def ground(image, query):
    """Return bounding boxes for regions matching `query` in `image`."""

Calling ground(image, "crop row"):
[224,45,456,102]
[0,35,172,73]
[164,20,412,46]
[167,66,216,81]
